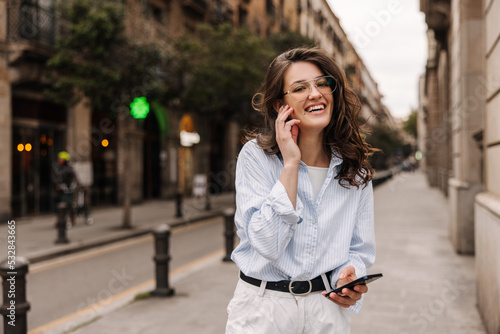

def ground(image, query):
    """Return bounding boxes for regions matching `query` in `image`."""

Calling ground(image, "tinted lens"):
[315,77,332,93]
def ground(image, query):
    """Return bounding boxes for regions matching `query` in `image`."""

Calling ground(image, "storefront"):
[11,97,66,216]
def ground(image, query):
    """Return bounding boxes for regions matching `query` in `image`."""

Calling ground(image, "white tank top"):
[307,166,329,201]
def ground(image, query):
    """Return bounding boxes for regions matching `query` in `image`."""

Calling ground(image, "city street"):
[26,217,224,332]
[0,192,236,334]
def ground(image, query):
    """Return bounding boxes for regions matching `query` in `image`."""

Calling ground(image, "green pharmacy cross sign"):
[130,97,150,119]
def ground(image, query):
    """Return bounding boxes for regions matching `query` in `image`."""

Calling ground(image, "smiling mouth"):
[305,104,326,112]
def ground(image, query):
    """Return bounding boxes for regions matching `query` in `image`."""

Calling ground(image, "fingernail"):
[339,274,345,279]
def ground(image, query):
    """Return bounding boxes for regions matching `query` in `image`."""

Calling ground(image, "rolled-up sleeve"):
[235,143,303,261]
[268,180,304,224]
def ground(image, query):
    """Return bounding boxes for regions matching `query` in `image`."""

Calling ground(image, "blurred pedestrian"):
[52,151,78,229]
[226,48,377,333]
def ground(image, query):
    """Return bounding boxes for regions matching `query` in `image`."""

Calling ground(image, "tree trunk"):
[118,111,132,229]
[122,135,132,228]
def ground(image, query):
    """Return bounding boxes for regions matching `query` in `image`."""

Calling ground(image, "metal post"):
[151,224,175,297]
[175,191,183,218]
[222,208,236,262]
[204,190,211,211]
[0,257,31,334]
[55,202,70,244]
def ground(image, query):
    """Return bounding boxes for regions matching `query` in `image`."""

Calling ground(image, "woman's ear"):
[273,100,283,113]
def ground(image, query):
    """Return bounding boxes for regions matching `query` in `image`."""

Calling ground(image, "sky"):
[328,0,428,120]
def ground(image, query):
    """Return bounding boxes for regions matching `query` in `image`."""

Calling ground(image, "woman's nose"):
[308,84,322,99]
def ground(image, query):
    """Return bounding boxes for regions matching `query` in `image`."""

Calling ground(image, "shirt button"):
[309,250,312,254]
[312,220,317,224]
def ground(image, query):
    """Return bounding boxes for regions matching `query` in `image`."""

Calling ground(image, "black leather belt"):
[240,271,333,295]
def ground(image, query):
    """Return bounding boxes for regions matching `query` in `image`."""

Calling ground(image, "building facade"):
[420,0,499,332]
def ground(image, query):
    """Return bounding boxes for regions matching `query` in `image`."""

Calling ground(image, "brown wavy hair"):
[248,47,375,188]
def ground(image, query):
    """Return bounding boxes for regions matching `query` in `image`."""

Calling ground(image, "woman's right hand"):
[275,105,301,166]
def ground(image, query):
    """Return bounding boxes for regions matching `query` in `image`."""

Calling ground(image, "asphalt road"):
[24,217,224,332]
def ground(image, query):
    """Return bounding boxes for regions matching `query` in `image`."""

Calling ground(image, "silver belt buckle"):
[289,280,312,295]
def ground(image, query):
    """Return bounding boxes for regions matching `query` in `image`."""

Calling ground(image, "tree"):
[365,124,403,170]
[403,109,418,139]
[172,23,275,121]
[45,0,170,228]
[46,0,168,109]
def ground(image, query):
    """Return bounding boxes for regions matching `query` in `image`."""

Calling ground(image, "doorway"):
[12,124,65,216]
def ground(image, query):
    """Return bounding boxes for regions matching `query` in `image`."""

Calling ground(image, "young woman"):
[226,47,376,333]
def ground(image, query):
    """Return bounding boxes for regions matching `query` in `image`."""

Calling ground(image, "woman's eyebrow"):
[289,76,325,86]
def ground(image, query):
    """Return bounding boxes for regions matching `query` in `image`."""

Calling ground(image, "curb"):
[26,208,227,264]
[372,170,395,187]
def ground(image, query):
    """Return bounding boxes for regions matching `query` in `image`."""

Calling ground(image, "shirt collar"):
[330,148,343,169]
[276,147,343,170]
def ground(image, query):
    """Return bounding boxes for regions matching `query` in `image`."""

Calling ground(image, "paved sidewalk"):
[71,255,239,334]
[0,193,236,263]
[67,172,487,334]
[350,172,485,334]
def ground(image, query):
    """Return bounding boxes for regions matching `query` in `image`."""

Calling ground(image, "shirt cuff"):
[330,264,366,314]
[349,295,364,314]
[268,180,304,225]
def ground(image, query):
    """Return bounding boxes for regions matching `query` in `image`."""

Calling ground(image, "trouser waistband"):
[239,271,333,295]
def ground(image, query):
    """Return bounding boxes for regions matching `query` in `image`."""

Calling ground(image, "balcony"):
[7,2,56,47]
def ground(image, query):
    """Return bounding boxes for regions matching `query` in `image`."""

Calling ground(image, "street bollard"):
[222,207,236,262]
[0,257,31,334]
[151,224,175,297]
[204,190,211,211]
[175,191,183,218]
[54,202,70,244]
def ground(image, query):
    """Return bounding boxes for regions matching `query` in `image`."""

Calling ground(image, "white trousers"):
[226,278,352,334]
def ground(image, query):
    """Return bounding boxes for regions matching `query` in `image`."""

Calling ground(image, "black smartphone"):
[325,273,383,298]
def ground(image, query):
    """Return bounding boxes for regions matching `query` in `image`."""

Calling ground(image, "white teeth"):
[306,105,325,112]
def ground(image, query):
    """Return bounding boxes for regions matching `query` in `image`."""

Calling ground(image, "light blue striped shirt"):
[231,139,376,313]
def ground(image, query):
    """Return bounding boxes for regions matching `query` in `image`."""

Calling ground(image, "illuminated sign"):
[180,130,200,147]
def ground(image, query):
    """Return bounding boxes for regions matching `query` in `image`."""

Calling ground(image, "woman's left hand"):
[321,265,367,308]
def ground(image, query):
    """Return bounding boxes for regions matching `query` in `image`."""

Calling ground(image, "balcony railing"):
[7,2,56,46]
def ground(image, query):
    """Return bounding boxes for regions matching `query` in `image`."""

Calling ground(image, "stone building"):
[0,0,392,220]
[420,0,499,332]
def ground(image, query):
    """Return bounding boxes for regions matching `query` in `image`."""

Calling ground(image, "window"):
[151,4,163,24]
[266,0,275,15]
